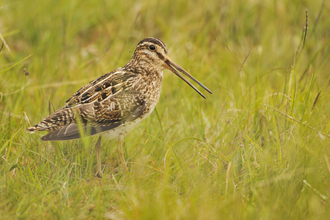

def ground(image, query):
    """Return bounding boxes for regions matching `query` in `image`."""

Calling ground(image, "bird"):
[27,37,212,177]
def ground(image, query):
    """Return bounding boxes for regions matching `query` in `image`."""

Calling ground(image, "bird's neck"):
[123,56,163,98]
[123,55,163,78]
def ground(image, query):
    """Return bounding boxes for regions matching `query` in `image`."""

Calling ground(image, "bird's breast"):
[136,71,163,104]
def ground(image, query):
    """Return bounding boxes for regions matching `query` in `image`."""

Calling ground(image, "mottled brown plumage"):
[27,37,212,176]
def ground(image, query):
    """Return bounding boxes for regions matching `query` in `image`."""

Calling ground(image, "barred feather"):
[27,38,167,141]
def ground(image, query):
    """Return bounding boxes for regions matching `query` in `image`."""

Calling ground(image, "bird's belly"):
[101,117,144,140]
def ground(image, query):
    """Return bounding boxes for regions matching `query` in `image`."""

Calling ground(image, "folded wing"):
[27,69,146,141]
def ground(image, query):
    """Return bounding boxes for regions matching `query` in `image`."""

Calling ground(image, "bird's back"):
[27,68,153,141]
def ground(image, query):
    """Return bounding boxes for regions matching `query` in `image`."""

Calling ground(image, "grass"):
[1,0,330,219]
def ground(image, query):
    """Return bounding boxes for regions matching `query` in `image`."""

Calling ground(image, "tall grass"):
[1,0,330,219]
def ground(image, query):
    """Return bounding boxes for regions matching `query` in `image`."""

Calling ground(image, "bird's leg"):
[117,136,129,172]
[95,136,103,178]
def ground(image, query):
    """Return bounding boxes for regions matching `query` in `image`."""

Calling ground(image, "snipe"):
[27,37,212,177]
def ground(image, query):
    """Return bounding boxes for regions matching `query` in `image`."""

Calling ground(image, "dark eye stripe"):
[156,52,164,60]
[139,45,165,60]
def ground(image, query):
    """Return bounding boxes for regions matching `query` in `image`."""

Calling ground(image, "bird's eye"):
[149,45,155,50]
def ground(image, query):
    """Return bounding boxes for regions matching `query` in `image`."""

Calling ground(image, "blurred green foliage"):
[0,0,330,219]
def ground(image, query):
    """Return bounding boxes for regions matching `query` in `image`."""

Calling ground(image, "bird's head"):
[133,37,212,98]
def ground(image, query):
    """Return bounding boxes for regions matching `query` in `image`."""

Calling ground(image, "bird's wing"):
[64,68,137,107]
[40,94,146,140]
[28,69,147,141]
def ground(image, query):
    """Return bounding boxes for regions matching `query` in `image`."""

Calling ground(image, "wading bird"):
[27,37,212,177]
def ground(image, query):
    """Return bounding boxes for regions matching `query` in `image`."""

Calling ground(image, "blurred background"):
[1,0,330,219]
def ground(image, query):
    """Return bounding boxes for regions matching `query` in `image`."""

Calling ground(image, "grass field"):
[1,0,330,219]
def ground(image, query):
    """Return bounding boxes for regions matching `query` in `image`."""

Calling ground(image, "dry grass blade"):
[266,105,330,138]
[0,42,4,52]
[311,91,321,111]
[49,101,56,115]
[295,9,308,59]
[303,180,328,203]
[238,49,251,73]
[28,78,95,90]
[225,162,231,197]
[0,32,10,52]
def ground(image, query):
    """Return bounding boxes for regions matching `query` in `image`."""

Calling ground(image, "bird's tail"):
[27,107,75,133]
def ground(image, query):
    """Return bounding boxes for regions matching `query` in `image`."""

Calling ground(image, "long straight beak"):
[164,57,212,99]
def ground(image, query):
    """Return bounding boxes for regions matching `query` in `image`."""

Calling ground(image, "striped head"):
[131,37,212,98]
[133,37,168,73]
